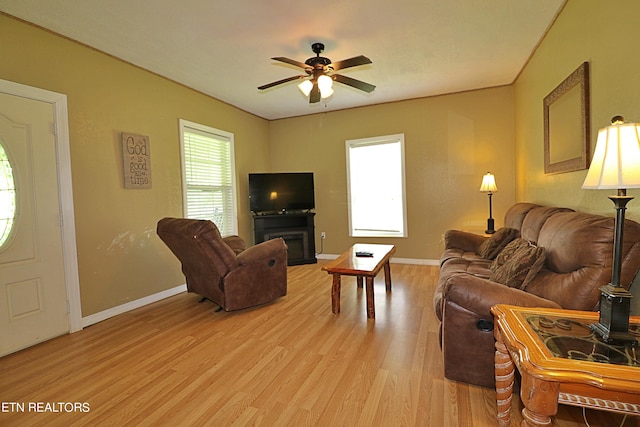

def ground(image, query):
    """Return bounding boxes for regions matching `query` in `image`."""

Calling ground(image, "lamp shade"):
[582,119,640,189]
[298,80,313,97]
[317,75,333,92]
[479,173,498,193]
[320,87,334,99]
[318,75,333,99]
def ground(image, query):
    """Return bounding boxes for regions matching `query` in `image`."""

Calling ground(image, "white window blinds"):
[179,120,237,236]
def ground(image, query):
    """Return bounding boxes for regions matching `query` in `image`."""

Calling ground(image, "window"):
[346,134,407,238]
[179,120,238,236]
[0,140,16,249]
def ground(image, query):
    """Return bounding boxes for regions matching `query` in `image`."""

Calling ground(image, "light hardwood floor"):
[0,262,634,426]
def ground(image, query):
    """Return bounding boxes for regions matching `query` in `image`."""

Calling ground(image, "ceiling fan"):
[258,42,375,103]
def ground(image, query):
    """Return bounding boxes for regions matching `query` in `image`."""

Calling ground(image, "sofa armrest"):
[444,230,486,253]
[443,273,561,318]
[440,273,562,387]
[224,238,288,311]
[236,238,287,266]
[222,235,247,254]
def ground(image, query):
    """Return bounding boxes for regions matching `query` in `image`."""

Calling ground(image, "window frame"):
[346,133,408,238]
[179,119,238,236]
[0,140,17,250]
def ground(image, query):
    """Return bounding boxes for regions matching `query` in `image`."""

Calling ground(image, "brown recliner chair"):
[157,217,287,311]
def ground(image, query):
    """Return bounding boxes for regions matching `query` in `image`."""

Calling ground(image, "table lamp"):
[480,172,498,234]
[582,116,640,344]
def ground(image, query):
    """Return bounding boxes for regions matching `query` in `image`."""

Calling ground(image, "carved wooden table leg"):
[331,273,341,314]
[365,276,375,318]
[494,328,514,427]
[520,373,559,427]
[383,261,392,292]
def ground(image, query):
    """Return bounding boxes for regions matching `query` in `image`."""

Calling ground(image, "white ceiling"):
[0,1,565,120]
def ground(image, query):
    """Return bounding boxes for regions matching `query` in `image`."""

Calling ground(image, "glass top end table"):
[491,304,640,427]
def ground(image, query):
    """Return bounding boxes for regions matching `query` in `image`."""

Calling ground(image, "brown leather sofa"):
[157,217,288,311]
[433,203,640,388]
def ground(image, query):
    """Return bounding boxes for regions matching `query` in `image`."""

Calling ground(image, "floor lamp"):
[480,173,498,234]
[582,116,640,344]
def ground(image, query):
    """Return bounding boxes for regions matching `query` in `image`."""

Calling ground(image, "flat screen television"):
[249,172,315,213]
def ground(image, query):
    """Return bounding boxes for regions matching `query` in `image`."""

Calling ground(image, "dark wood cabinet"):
[253,212,316,266]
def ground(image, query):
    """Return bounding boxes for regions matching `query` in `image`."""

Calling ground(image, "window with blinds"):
[179,120,238,236]
[346,134,407,238]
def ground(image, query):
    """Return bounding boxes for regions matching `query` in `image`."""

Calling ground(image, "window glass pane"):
[180,120,237,236]
[0,141,16,249]
[347,134,407,238]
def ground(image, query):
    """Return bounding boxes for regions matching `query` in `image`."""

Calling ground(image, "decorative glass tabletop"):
[526,314,640,366]
[493,305,640,425]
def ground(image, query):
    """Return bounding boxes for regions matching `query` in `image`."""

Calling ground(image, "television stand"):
[253,212,316,266]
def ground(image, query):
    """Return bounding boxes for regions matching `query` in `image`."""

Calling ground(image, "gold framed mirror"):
[543,62,590,174]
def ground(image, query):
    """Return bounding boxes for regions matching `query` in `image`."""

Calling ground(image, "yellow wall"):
[1,12,520,316]
[4,0,639,319]
[269,87,516,259]
[514,0,640,221]
[0,15,271,316]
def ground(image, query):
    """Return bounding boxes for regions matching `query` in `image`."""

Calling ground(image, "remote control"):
[355,251,373,257]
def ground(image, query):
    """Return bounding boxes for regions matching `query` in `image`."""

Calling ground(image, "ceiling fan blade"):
[271,57,309,69]
[330,55,372,71]
[333,74,376,93]
[258,75,306,90]
[309,82,321,103]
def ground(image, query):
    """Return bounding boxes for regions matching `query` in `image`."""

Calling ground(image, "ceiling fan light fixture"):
[317,74,333,91]
[320,87,334,99]
[260,43,374,103]
[298,79,313,96]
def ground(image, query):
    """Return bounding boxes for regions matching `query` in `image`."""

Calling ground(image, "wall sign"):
[122,132,151,189]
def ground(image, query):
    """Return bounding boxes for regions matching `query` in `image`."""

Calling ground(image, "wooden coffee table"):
[321,243,395,319]
[491,304,640,427]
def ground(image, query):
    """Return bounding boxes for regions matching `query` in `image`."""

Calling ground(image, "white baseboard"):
[316,253,339,260]
[81,284,187,328]
[391,257,439,266]
[316,253,439,266]
[79,255,438,329]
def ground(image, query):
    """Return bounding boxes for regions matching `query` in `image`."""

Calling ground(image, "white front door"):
[0,88,75,356]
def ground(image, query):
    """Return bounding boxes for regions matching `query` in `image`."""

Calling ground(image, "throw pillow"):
[477,227,519,260]
[490,238,528,271]
[490,240,546,290]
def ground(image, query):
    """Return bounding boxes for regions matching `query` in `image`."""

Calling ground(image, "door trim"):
[0,79,82,333]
